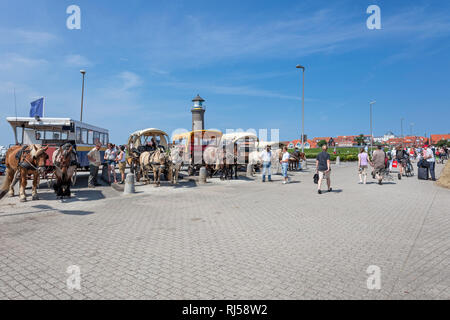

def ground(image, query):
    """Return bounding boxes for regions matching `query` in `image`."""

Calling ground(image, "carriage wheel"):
[46,172,55,188]
[71,168,77,186]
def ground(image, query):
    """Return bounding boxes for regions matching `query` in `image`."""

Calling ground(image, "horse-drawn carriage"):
[1,117,109,201]
[127,128,171,184]
[218,132,259,178]
[220,132,259,165]
[172,130,223,176]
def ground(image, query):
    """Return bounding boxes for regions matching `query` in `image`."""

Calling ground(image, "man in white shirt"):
[87,142,102,187]
[260,145,272,182]
[423,145,436,181]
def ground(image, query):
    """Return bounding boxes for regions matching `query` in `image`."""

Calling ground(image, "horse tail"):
[0,168,13,200]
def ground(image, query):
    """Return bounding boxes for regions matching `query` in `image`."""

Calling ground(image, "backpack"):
[418,159,430,168]
[313,173,319,184]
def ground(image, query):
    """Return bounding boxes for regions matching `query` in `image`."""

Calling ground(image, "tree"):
[354,134,366,146]
[317,140,327,148]
[436,139,449,148]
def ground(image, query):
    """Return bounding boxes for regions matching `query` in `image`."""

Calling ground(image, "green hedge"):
[303,152,358,161]
[290,147,371,162]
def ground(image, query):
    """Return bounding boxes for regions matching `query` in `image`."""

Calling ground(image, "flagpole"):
[14,88,17,122]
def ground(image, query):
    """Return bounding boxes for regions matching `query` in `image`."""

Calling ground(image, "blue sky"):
[1,0,449,146]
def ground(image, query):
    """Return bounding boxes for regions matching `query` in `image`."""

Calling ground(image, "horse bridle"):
[21,147,47,171]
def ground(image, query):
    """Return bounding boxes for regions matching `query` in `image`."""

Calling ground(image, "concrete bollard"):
[199,167,207,184]
[336,156,340,166]
[124,173,135,194]
[246,164,253,177]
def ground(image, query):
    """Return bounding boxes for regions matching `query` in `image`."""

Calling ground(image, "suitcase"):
[418,167,429,180]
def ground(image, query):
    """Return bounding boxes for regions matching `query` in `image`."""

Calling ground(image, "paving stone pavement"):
[0,162,448,300]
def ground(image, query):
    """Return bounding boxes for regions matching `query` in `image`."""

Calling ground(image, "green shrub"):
[343,154,358,161]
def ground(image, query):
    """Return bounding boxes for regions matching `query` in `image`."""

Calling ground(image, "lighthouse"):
[191,94,205,131]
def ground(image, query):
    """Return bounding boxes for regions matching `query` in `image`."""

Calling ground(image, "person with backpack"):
[395,146,407,179]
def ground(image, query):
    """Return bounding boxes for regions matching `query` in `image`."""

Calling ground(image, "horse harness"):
[16,145,38,170]
[54,143,78,168]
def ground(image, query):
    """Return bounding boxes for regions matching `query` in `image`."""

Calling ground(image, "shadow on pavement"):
[59,209,94,216]
[0,204,94,218]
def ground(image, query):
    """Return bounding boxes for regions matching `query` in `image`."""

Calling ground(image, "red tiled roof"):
[288,139,317,149]
[431,134,450,144]
[312,137,332,143]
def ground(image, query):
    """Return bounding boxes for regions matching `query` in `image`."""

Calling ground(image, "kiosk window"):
[82,129,88,144]
[88,130,94,144]
[93,131,100,145]
[52,132,61,140]
[36,130,45,140]
[76,127,82,143]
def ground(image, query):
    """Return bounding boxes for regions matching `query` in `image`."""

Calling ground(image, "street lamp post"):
[296,64,305,153]
[80,70,86,122]
[401,117,404,146]
[369,101,376,155]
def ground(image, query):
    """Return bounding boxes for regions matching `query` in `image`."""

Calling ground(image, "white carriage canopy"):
[128,128,169,149]
[220,132,258,144]
[257,141,282,150]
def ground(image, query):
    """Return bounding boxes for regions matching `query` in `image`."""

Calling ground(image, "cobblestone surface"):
[0,162,448,300]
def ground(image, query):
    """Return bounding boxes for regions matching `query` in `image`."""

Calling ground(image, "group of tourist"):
[85,139,445,191]
[356,144,443,185]
[259,145,294,185]
[87,143,127,188]
[279,142,444,194]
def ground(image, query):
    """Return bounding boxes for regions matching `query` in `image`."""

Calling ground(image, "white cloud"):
[132,5,450,70]
[161,80,300,101]
[0,53,48,70]
[118,71,142,90]
[0,29,57,46]
[64,54,93,67]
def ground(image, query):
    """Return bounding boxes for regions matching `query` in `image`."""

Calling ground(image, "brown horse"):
[0,144,49,202]
[288,151,306,171]
[53,145,77,199]
[128,148,142,182]
[215,143,237,180]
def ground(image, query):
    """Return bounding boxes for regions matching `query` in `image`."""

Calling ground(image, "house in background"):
[430,134,450,145]
[373,131,396,144]
[312,137,335,147]
[334,135,355,147]
[386,136,428,147]
[288,139,316,149]
[383,131,396,142]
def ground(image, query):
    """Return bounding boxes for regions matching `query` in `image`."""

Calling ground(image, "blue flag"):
[29,98,44,117]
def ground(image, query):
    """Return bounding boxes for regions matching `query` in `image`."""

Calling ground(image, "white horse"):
[169,145,184,185]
